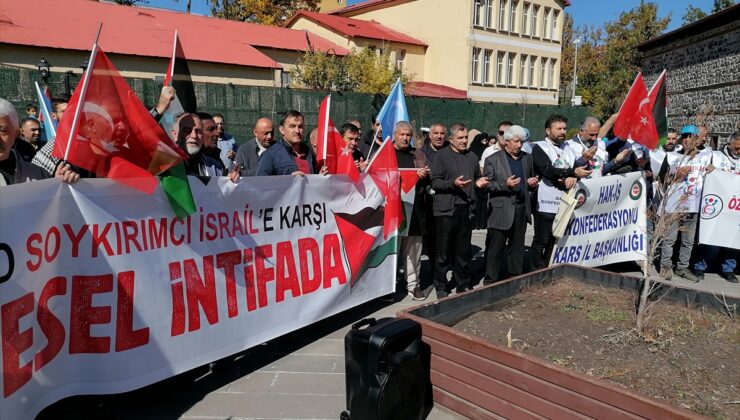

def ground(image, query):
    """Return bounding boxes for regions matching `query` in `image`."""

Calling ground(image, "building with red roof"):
[0,0,348,88]
[320,0,570,104]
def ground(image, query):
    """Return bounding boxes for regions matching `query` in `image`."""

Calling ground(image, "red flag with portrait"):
[53,47,186,193]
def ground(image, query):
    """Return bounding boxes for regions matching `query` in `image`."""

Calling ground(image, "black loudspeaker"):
[341,317,433,420]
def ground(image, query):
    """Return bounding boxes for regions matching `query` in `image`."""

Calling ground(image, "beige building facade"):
[329,0,567,104]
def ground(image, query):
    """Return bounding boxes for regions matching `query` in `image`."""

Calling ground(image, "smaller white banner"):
[699,171,740,250]
[551,172,647,267]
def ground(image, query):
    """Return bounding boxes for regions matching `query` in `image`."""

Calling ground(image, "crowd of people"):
[1,88,738,302]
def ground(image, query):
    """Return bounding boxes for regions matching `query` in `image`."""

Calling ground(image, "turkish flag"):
[317,94,360,182]
[53,46,186,193]
[614,73,659,149]
[367,141,401,238]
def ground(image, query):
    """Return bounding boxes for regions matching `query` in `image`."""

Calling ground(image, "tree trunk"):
[636,275,651,334]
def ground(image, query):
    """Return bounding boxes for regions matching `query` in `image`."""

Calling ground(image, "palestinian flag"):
[398,169,419,236]
[159,30,197,218]
[648,69,668,148]
[334,207,386,287]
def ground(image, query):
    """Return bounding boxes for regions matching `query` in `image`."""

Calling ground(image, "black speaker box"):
[342,317,433,420]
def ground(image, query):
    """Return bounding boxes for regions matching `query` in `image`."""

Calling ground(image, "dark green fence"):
[1,65,590,144]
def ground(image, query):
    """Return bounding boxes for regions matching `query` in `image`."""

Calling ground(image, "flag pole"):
[321,94,331,163]
[364,125,382,172]
[168,30,178,86]
[63,23,103,161]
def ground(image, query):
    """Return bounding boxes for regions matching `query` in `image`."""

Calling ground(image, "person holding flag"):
[391,121,429,301]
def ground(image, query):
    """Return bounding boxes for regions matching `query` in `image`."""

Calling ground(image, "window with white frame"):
[485,0,493,27]
[522,2,529,35]
[543,7,550,39]
[549,58,556,88]
[551,10,560,41]
[510,1,518,33]
[483,49,492,83]
[499,0,507,31]
[520,54,528,87]
[529,55,536,87]
[472,47,481,82]
[531,5,538,37]
[497,51,506,84]
[473,0,483,26]
[540,57,547,88]
[507,53,515,85]
[395,49,406,71]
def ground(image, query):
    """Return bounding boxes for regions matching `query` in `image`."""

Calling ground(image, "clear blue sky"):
[146,0,717,33]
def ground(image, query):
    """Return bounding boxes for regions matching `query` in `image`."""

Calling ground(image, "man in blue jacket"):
[257,110,327,176]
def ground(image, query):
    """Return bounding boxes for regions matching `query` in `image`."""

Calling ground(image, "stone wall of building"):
[641,18,739,147]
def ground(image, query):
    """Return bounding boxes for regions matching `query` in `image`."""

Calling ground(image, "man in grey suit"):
[235,117,274,176]
[483,125,540,284]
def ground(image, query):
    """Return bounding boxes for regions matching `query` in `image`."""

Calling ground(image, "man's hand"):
[527,176,539,188]
[574,165,592,178]
[356,158,368,172]
[505,175,521,189]
[291,171,307,177]
[227,164,240,183]
[582,146,597,161]
[55,163,80,184]
[475,177,489,189]
[226,150,236,160]
[564,177,577,190]
[155,86,176,115]
[706,163,715,174]
[615,148,632,163]
[675,166,691,179]
[319,166,329,176]
[643,170,653,179]
[417,166,429,179]
[454,175,472,188]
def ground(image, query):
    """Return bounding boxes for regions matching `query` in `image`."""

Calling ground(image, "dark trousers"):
[531,211,556,269]
[422,200,436,262]
[485,203,527,283]
[435,205,472,293]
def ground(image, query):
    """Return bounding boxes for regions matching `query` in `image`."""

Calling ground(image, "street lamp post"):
[36,57,51,84]
[572,38,581,105]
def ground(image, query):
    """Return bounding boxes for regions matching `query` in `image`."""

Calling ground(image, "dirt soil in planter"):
[453,278,739,419]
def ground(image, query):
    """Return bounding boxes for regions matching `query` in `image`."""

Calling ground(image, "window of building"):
[551,10,559,41]
[549,58,556,88]
[520,54,527,87]
[522,2,529,35]
[529,55,536,87]
[540,57,547,88]
[507,53,515,85]
[483,49,492,83]
[473,0,483,26]
[395,49,406,71]
[510,1,518,33]
[485,0,493,27]
[497,51,506,84]
[531,5,538,37]
[472,47,481,82]
[543,7,550,39]
[499,0,507,31]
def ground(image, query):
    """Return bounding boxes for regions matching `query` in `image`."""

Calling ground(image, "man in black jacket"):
[483,125,539,283]
[235,117,274,176]
[431,123,489,298]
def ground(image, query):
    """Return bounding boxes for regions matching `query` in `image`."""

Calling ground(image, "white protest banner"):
[0,174,396,419]
[551,172,647,267]
[699,171,740,250]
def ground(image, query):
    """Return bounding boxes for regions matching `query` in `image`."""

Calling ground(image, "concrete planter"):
[398,264,736,419]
